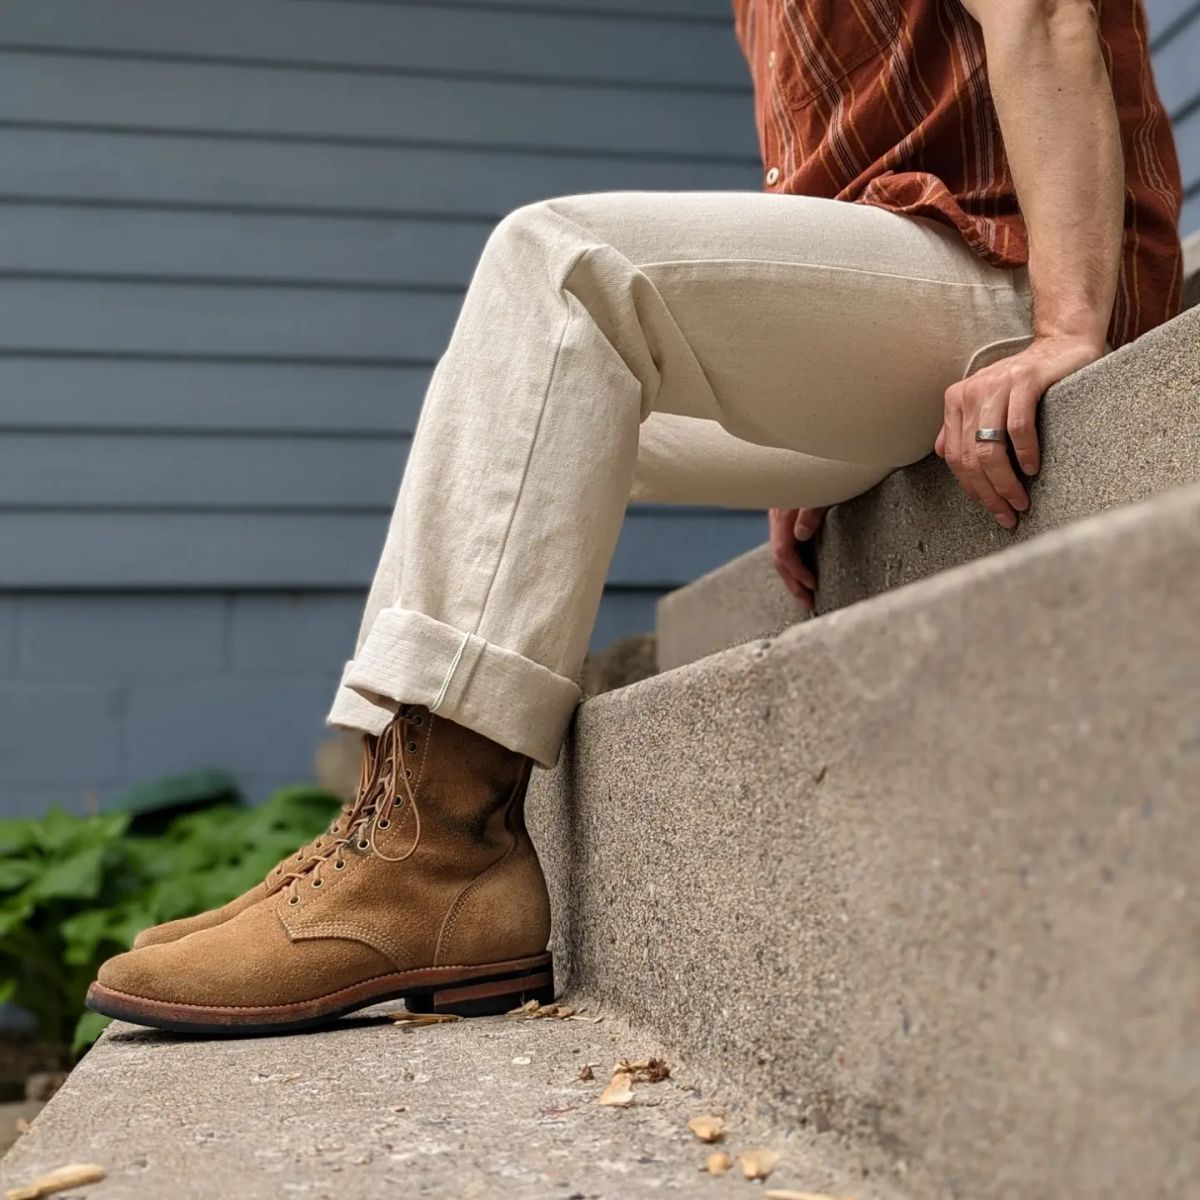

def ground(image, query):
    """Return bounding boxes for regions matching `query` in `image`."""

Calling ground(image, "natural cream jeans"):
[327,190,1033,767]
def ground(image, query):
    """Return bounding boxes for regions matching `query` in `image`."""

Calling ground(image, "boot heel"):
[406,958,555,1018]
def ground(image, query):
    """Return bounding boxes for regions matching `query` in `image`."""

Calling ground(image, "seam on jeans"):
[636,256,1021,291]
[431,631,470,712]
[435,245,591,711]
[961,332,1036,380]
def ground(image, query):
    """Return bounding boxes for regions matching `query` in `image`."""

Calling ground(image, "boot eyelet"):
[288,896,299,906]
[311,879,323,888]
[412,714,423,726]
[357,839,370,850]
[377,819,390,830]
[334,861,346,870]
[406,740,418,753]
[404,768,413,779]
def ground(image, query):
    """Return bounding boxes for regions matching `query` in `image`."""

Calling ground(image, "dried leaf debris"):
[738,1147,782,1181]
[505,1000,580,1020]
[385,1012,461,1028]
[705,1150,734,1176]
[686,1114,725,1143]
[5,1164,106,1200]
[615,1057,670,1083]
[593,1053,671,1108]
[598,1069,635,1107]
[764,1192,852,1200]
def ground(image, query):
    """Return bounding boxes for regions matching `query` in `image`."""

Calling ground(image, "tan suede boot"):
[130,743,381,949]
[87,706,554,1032]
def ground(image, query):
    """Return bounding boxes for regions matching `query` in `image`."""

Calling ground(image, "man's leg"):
[329,189,1032,766]
[91,191,1031,1030]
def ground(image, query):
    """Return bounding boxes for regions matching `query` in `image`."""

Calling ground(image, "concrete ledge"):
[534,483,1200,1198]
[657,302,1200,669]
[0,999,888,1199]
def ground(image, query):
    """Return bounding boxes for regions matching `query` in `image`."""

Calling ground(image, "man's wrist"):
[1031,299,1110,356]
[1031,322,1108,358]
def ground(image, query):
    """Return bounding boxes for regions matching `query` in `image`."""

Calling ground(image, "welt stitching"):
[98,957,550,1014]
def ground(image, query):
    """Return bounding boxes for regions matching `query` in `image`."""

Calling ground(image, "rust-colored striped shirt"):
[731,0,1183,347]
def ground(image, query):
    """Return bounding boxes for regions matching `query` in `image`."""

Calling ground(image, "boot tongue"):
[276,711,419,889]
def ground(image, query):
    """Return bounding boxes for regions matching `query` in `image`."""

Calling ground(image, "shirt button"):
[765,166,780,186]
[767,49,776,68]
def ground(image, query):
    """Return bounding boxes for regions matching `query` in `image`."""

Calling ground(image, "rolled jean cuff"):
[325,607,582,769]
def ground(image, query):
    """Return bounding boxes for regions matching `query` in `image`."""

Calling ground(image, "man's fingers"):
[942,392,979,503]
[1006,382,1042,476]
[773,552,815,607]
[973,382,1029,514]
[975,438,1028,514]
[793,506,828,541]
[962,437,1017,528]
[768,509,816,607]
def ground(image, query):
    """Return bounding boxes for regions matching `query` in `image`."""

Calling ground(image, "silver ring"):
[974,427,1006,443]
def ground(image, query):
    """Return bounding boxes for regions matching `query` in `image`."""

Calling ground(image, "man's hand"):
[768,506,826,609]
[945,0,1122,527]
[935,333,1104,528]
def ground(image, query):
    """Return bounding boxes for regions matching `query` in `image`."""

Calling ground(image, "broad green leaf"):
[0,901,33,937]
[72,1009,112,1054]
[60,908,119,966]
[29,843,106,902]
[31,808,87,854]
[0,859,39,893]
[0,818,37,856]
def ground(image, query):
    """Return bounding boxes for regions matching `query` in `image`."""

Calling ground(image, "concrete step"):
[532,482,1200,1199]
[0,999,897,1200]
[658,300,1200,670]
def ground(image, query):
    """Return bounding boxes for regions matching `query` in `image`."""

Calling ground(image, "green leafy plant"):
[0,774,340,1055]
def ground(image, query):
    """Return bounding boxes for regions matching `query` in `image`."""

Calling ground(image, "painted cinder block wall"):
[1,0,1197,814]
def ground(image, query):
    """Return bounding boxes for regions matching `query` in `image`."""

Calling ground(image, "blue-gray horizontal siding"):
[0,586,662,815]
[1146,0,1200,235]
[0,0,760,811]
[4,0,1195,813]
[0,0,762,598]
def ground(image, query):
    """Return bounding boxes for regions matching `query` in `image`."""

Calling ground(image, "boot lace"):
[268,730,380,886]
[279,706,424,905]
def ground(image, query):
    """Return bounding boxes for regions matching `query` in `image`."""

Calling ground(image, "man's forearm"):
[967,0,1123,350]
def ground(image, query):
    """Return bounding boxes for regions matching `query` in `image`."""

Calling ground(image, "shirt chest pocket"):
[772,0,900,109]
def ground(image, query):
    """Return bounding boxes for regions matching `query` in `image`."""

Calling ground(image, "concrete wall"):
[1,0,1196,813]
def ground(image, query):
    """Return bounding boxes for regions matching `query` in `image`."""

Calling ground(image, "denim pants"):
[327,190,1033,766]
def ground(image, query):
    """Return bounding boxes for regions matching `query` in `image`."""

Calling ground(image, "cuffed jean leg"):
[328,201,654,766]
[329,191,1034,768]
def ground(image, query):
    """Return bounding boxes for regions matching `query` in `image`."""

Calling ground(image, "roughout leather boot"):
[130,746,380,949]
[87,706,554,1033]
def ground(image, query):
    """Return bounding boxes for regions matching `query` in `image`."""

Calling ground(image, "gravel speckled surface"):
[1,998,887,1200]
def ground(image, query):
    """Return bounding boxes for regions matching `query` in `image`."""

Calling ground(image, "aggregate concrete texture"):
[535,483,1200,1200]
[658,302,1200,669]
[1,1002,893,1200]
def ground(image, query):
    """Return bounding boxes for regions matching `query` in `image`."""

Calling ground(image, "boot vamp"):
[100,898,397,1008]
[280,841,471,968]
[130,883,265,950]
